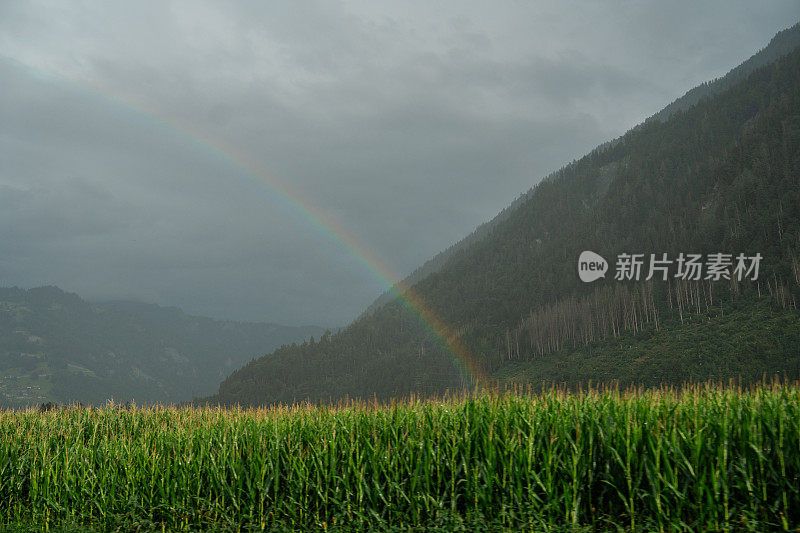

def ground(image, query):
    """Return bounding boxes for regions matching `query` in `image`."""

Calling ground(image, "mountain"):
[210,23,800,406]
[0,286,325,407]
[360,22,800,320]
[646,22,800,124]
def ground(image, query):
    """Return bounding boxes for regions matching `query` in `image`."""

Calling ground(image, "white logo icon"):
[578,251,608,282]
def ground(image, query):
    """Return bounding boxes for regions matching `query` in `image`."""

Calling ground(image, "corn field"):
[1,384,799,531]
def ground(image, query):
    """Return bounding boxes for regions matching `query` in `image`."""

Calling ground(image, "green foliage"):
[3,386,800,531]
[498,296,800,389]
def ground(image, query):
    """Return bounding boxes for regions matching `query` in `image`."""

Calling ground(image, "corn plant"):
[0,383,799,531]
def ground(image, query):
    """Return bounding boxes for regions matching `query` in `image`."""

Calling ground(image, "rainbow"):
[0,54,487,384]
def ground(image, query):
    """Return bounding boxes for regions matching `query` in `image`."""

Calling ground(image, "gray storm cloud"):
[1,1,797,326]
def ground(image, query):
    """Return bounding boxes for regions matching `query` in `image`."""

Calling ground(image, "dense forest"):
[208,24,800,407]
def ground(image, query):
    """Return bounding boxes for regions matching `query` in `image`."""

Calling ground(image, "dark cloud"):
[0,1,797,326]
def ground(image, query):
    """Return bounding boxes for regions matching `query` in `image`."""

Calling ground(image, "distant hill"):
[0,286,324,407]
[208,22,800,407]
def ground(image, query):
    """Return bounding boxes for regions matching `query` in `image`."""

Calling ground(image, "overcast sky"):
[1,1,797,327]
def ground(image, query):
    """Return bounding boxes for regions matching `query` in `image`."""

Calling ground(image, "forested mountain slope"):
[360,22,800,319]
[647,22,800,123]
[0,286,324,407]
[210,26,800,407]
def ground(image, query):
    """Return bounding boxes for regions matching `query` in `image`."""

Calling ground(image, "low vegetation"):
[1,383,799,531]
